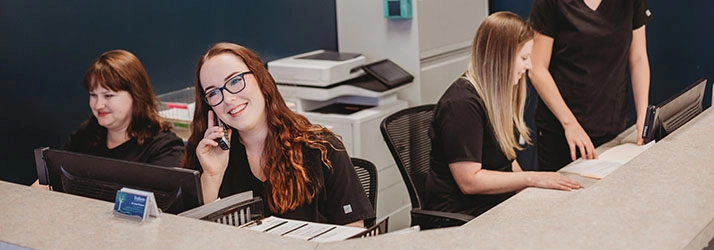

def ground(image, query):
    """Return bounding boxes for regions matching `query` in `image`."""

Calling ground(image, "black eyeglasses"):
[203,71,253,107]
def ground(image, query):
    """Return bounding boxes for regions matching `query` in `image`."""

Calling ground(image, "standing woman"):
[32,49,185,187]
[528,0,653,171]
[426,12,582,218]
[183,43,374,227]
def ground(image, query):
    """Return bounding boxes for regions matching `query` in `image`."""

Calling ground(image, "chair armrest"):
[411,209,474,223]
[410,209,474,229]
[349,217,389,238]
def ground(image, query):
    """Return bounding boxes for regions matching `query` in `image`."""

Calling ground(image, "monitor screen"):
[644,78,707,143]
[35,148,204,214]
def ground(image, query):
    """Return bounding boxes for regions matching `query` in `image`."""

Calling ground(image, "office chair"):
[380,104,474,230]
[351,157,380,228]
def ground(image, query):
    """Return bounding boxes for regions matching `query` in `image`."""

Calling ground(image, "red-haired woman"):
[183,43,374,227]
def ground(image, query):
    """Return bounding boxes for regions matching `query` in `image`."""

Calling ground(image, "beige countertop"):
[3,109,714,250]
[322,108,714,250]
[0,181,318,250]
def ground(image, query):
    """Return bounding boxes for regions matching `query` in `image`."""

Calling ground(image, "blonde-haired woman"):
[425,11,582,217]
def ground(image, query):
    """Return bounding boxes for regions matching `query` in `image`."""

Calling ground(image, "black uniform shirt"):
[64,128,185,168]
[426,78,515,217]
[529,0,652,136]
[217,132,375,225]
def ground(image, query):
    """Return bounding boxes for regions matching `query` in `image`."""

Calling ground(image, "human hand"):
[528,172,582,191]
[563,122,597,160]
[635,119,645,146]
[196,110,232,177]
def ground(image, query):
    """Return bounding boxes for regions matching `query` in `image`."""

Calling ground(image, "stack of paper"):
[242,216,366,242]
[559,141,655,179]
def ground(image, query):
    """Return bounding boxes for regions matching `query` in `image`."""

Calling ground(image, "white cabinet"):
[336,0,489,231]
[337,0,488,105]
[301,99,411,231]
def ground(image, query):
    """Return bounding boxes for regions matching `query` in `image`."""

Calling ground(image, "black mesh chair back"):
[380,104,473,229]
[379,104,435,210]
[351,157,378,211]
[351,157,378,227]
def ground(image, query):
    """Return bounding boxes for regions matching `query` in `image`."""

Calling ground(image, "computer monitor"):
[643,78,707,143]
[35,147,204,214]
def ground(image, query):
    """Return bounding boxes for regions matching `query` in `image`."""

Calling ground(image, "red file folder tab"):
[166,103,189,109]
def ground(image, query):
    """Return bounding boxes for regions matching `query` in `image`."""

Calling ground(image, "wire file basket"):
[157,87,195,141]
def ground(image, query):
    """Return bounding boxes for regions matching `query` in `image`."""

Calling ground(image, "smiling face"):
[199,53,267,133]
[513,39,534,85]
[89,86,133,133]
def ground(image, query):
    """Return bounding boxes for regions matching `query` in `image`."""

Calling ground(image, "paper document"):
[242,216,365,242]
[159,102,195,121]
[560,141,655,179]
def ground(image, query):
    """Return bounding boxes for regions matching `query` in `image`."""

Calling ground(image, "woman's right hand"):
[196,111,232,178]
[563,121,597,160]
[527,172,582,191]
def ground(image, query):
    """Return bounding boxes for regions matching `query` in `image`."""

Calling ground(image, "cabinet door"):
[417,0,488,58]
[419,48,471,104]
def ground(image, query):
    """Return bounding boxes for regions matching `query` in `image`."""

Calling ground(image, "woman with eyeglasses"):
[183,42,374,227]
[425,12,582,218]
[32,49,185,188]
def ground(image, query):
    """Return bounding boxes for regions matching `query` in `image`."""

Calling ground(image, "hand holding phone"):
[212,112,231,150]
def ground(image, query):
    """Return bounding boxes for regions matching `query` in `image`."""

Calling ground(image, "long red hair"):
[183,43,340,213]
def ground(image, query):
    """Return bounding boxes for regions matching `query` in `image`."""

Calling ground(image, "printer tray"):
[310,103,375,115]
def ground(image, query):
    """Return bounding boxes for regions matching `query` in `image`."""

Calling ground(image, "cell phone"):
[642,105,657,144]
[214,114,231,150]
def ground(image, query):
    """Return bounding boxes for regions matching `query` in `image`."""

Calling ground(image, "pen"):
[580,174,601,180]
[263,221,288,232]
[281,223,308,236]
[307,226,337,241]
[238,217,263,228]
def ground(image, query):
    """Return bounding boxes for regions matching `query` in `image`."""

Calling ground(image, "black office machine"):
[34,147,203,214]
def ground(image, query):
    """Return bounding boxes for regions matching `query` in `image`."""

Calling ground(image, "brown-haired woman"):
[183,42,374,227]
[32,49,185,187]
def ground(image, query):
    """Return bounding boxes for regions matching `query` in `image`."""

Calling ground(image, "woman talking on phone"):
[183,43,374,227]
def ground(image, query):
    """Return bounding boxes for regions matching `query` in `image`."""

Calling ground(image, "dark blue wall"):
[2,1,712,183]
[0,0,337,184]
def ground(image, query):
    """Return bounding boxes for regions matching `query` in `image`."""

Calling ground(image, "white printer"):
[268,50,411,166]
[268,50,366,87]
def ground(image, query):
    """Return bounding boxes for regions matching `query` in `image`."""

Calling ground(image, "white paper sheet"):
[243,216,365,242]
[559,141,655,179]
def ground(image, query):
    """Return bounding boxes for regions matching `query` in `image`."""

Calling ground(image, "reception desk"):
[3,108,714,250]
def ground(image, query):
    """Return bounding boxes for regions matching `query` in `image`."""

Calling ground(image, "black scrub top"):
[217,132,375,225]
[64,128,185,168]
[529,0,652,136]
[426,78,515,217]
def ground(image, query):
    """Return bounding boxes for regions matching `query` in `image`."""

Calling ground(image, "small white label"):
[343,204,353,214]
[645,9,652,17]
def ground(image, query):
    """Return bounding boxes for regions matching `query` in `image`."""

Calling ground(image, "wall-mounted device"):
[383,0,412,19]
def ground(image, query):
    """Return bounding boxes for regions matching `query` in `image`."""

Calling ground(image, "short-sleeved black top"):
[64,126,185,168]
[217,132,375,225]
[425,78,515,217]
[529,0,652,136]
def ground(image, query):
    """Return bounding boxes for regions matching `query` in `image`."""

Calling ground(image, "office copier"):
[268,50,411,166]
